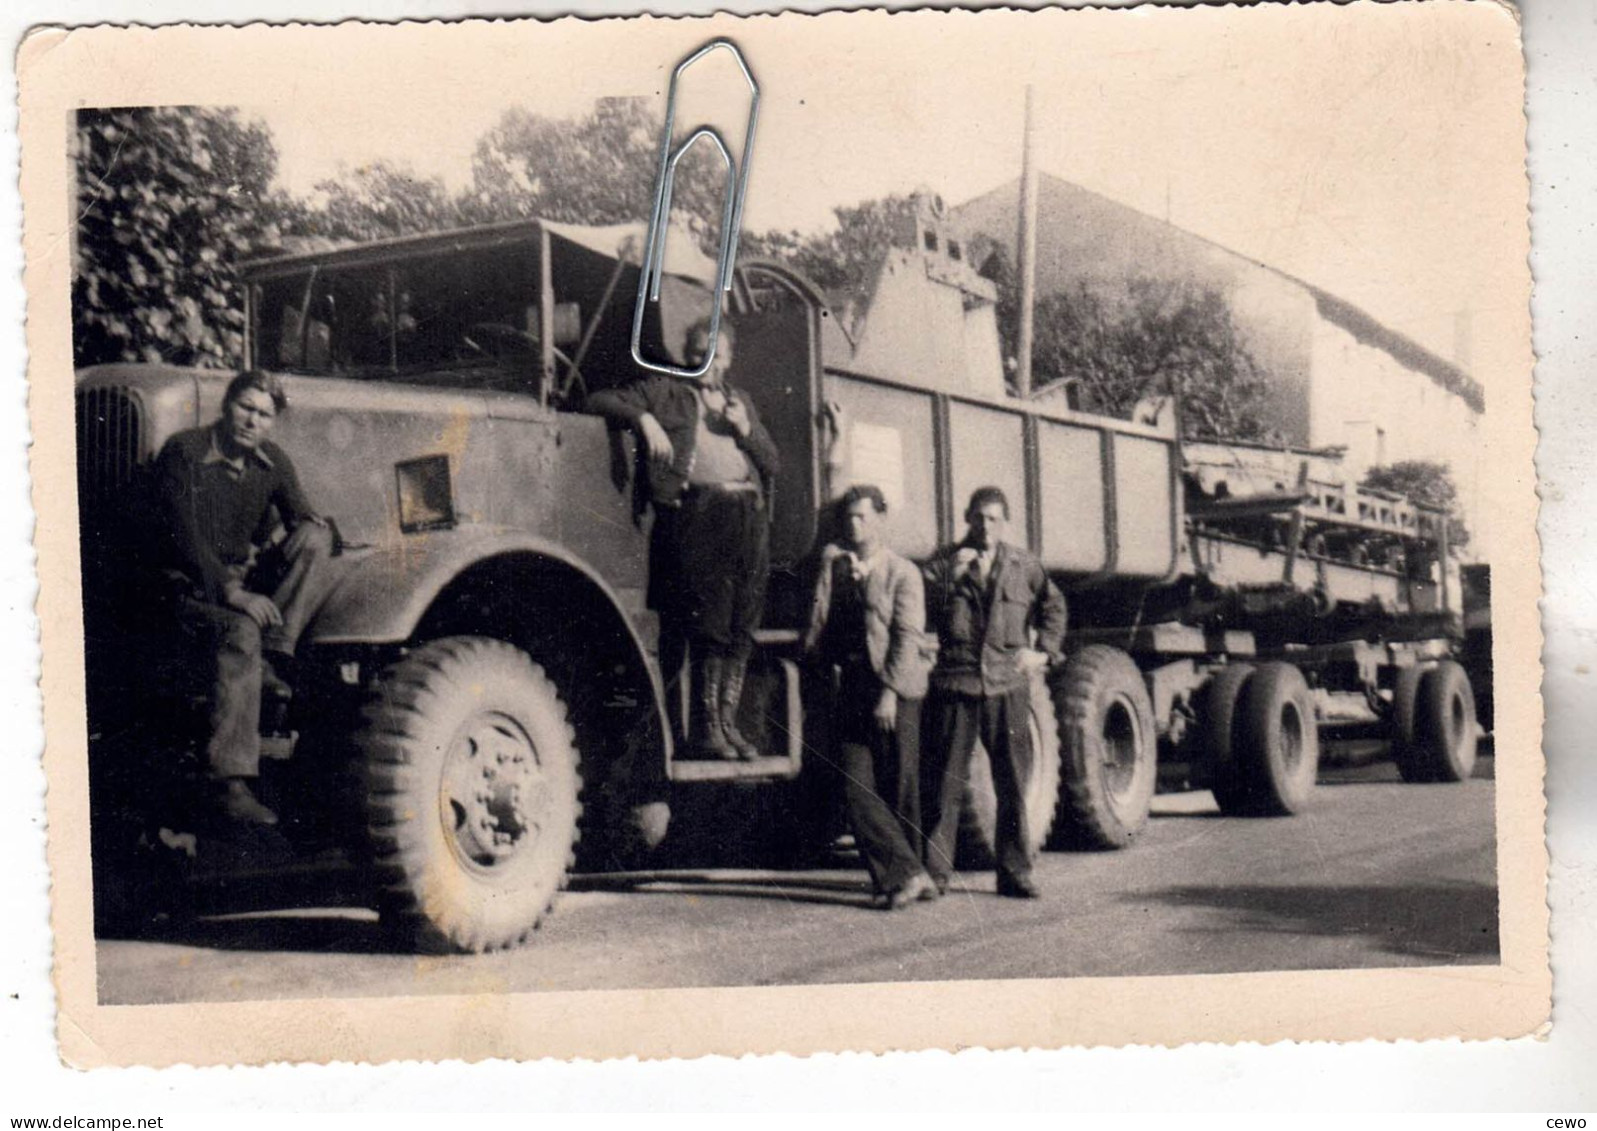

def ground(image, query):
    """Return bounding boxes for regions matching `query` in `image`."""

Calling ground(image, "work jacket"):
[802,542,934,701]
[586,374,781,509]
[151,424,320,604]
[923,540,1068,696]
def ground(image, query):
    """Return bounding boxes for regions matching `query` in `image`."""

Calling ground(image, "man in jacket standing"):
[151,369,339,826]
[586,318,780,760]
[804,485,938,909]
[922,486,1067,898]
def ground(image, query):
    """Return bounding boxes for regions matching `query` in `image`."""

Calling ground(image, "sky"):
[243,4,1524,384]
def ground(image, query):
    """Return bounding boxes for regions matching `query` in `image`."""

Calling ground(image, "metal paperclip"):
[630,38,761,378]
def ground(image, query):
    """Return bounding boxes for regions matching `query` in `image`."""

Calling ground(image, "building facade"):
[951,174,1486,554]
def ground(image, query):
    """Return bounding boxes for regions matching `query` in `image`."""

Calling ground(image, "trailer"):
[805,347,1477,854]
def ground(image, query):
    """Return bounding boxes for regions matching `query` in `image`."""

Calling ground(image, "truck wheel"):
[959,670,1063,867]
[1049,645,1157,850]
[1412,661,1480,783]
[1233,661,1320,816]
[359,636,582,953]
[1390,663,1431,782]
[1204,663,1256,816]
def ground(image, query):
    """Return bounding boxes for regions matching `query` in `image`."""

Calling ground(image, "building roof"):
[1296,284,1484,413]
[952,173,1484,414]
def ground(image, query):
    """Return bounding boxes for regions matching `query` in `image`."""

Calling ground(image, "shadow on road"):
[569,870,878,909]
[1317,753,1495,786]
[119,911,403,956]
[100,870,888,958]
[94,857,407,956]
[1129,881,1500,963]
[1150,753,1497,816]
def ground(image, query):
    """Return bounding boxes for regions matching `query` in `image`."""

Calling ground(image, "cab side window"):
[250,247,545,396]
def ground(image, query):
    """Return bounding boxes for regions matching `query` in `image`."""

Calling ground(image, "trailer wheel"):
[1390,663,1431,782]
[360,636,582,953]
[1204,663,1256,816]
[1048,645,1157,850]
[1408,661,1480,783]
[958,669,1063,868]
[1233,661,1320,816]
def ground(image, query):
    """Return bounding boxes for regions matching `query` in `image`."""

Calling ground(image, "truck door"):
[728,263,825,628]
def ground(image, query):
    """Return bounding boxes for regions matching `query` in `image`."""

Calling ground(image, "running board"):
[671,754,801,782]
[667,656,803,783]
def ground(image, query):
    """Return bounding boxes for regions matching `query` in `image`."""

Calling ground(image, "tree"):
[981,245,1277,442]
[292,160,462,244]
[73,107,285,369]
[461,97,729,236]
[1361,460,1471,550]
[745,195,919,297]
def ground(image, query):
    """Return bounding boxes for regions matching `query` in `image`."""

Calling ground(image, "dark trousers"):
[653,486,769,660]
[835,668,925,894]
[174,522,339,779]
[922,685,1035,886]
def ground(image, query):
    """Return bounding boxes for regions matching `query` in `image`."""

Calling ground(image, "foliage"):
[980,246,1276,442]
[72,99,735,372]
[745,195,919,297]
[461,97,729,236]
[73,107,285,369]
[294,161,462,243]
[1361,460,1471,549]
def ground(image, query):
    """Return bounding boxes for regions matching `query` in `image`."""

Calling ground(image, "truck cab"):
[77,219,835,948]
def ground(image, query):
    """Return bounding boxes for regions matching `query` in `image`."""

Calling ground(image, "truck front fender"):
[309,525,621,645]
[308,525,672,768]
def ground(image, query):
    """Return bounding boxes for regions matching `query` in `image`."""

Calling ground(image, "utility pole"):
[1015,85,1039,398]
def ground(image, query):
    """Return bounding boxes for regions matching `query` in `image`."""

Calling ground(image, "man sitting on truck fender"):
[921,486,1067,899]
[151,369,340,826]
[585,318,781,761]
[803,484,939,910]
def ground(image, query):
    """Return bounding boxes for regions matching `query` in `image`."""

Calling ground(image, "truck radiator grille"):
[75,386,143,505]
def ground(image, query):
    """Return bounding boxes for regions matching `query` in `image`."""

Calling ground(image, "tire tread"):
[1233,661,1319,817]
[1050,645,1157,850]
[1205,663,1256,816]
[357,636,582,953]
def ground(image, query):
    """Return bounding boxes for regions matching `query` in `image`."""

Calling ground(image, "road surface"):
[96,754,1498,1005]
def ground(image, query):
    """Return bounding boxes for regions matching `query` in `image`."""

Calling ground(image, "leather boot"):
[261,650,295,703]
[719,652,761,761]
[217,777,279,826]
[690,657,738,761]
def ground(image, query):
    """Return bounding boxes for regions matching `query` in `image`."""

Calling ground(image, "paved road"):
[96,755,1498,1005]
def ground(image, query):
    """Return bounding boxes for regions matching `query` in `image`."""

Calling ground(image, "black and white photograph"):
[20,1,1545,1066]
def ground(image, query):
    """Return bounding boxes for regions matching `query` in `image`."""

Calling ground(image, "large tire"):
[958,670,1063,867]
[1204,663,1256,816]
[1390,663,1431,782]
[1405,661,1480,783]
[1049,645,1158,850]
[1232,661,1319,816]
[359,636,582,953]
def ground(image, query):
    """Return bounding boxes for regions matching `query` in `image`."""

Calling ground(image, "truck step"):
[669,755,801,783]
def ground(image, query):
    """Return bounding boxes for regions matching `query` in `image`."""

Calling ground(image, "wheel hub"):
[1101,698,1139,797]
[1449,693,1467,743]
[1279,702,1305,772]
[443,712,543,868]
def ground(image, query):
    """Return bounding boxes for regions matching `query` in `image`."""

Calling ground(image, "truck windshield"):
[251,242,542,392]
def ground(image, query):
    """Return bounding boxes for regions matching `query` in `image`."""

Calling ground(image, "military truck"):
[76,214,1482,951]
